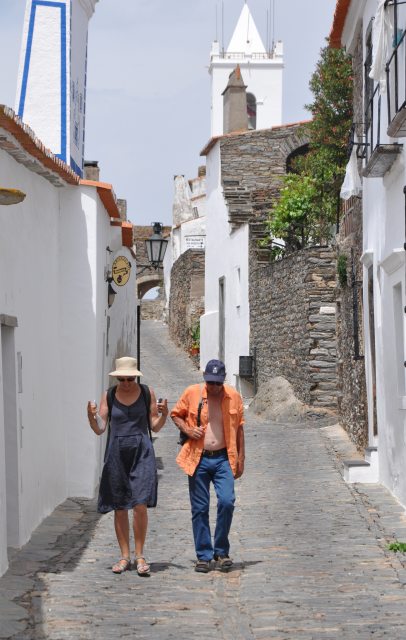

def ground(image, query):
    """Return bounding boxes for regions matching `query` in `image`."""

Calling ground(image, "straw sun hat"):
[109,357,142,377]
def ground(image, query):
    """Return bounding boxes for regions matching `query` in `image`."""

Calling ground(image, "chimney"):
[84,160,100,182]
[222,65,248,134]
[117,199,127,221]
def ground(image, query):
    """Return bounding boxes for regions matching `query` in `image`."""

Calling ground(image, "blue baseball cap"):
[203,359,226,383]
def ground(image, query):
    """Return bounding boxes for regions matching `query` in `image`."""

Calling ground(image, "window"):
[247,93,257,130]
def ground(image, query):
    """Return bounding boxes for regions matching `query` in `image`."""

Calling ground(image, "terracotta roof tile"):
[111,220,134,248]
[330,0,351,48]
[80,179,121,219]
[0,105,79,186]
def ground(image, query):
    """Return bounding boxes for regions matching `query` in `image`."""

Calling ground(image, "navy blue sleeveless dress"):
[97,392,158,513]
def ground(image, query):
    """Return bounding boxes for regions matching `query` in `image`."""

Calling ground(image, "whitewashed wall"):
[0,152,136,576]
[0,150,64,575]
[342,0,406,506]
[210,59,283,137]
[165,174,206,317]
[200,142,250,394]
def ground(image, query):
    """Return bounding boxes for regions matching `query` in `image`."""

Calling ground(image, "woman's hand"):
[157,398,169,418]
[87,400,97,422]
[87,398,107,435]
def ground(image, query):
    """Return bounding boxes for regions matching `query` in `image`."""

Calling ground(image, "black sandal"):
[195,560,210,573]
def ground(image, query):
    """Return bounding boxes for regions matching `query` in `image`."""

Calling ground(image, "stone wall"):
[134,225,171,299]
[141,299,165,321]
[220,124,308,235]
[335,24,369,450]
[250,247,338,409]
[168,249,205,353]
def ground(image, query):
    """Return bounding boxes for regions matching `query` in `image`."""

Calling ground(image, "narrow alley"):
[1,321,406,639]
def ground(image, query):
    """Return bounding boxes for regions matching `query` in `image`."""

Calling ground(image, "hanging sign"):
[112,256,131,287]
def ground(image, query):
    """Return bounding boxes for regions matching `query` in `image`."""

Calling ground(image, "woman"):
[87,357,168,576]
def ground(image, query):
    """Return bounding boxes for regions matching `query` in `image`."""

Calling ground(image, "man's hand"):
[235,458,245,479]
[187,425,205,440]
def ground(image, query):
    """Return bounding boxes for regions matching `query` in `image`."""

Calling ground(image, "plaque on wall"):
[112,256,131,286]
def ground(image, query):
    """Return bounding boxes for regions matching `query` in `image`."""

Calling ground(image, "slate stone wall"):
[168,249,205,353]
[250,247,338,408]
[335,25,369,450]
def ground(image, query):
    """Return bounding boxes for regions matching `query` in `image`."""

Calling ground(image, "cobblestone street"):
[2,321,406,639]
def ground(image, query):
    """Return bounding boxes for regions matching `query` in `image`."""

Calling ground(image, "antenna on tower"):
[266,8,269,54]
[215,3,218,41]
[272,0,276,51]
[221,0,225,54]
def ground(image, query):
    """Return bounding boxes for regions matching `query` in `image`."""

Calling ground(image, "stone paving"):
[2,321,406,638]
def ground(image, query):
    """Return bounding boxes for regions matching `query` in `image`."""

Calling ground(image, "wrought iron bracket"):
[137,263,163,275]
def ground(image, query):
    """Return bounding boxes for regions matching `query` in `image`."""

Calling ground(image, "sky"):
[0,0,337,227]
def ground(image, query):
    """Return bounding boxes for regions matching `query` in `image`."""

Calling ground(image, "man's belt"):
[201,447,227,458]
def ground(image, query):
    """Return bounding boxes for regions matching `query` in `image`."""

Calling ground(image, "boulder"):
[249,376,336,424]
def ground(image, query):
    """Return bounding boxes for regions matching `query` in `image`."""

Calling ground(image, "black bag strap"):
[107,385,117,423]
[197,385,204,428]
[104,385,117,455]
[140,383,153,442]
[177,383,204,445]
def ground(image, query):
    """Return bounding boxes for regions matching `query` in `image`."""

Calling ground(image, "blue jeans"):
[188,452,235,561]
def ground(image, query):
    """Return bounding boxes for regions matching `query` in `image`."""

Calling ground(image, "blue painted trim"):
[59,2,67,162]
[18,1,67,162]
[70,156,83,178]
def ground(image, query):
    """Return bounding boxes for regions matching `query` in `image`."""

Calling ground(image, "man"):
[171,359,245,573]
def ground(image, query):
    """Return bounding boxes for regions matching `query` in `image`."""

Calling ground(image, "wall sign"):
[185,235,205,249]
[112,256,131,287]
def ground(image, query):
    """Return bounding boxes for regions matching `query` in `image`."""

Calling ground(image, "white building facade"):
[0,106,136,577]
[332,0,406,502]
[199,141,250,394]
[200,3,283,395]
[163,172,206,315]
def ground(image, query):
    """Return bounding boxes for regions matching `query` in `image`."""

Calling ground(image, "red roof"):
[0,105,79,185]
[80,179,121,219]
[330,0,352,48]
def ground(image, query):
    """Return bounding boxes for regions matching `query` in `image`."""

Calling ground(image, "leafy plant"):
[263,43,353,259]
[190,322,200,349]
[337,253,348,287]
[388,541,406,553]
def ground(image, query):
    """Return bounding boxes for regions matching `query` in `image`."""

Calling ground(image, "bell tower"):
[15,0,99,177]
[209,2,283,137]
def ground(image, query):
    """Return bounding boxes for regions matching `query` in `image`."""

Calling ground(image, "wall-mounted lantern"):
[145,222,168,269]
[107,281,116,308]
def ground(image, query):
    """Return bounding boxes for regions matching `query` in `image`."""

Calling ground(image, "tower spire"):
[227,3,266,54]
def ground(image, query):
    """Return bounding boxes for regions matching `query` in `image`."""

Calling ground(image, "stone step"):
[344,446,379,483]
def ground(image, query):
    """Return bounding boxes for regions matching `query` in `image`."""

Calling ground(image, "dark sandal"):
[112,557,131,574]
[195,560,210,573]
[135,555,150,576]
[216,556,233,571]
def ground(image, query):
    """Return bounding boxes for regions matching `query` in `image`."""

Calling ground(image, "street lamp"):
[0,188,26,206]
[144,222,168,270]
[136,222,169,377]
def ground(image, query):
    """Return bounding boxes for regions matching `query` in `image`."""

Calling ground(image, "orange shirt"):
[171,383,244,477]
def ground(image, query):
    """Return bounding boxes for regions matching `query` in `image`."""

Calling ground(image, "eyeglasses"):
[206,381,223,386]
[117,377,136,382]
